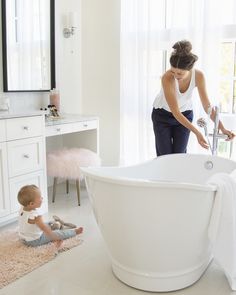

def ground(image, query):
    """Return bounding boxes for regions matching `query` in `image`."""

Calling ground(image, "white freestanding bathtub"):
[81,154,236,292]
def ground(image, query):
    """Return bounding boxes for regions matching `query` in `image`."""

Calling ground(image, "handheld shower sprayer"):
[197,118,208,136]
[197,117,213,153]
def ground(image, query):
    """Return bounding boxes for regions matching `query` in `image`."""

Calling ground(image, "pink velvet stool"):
[47,148,101,205]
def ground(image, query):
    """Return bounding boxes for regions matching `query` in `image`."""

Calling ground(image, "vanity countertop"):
[0,112,98,124]
[0,110,45,119]
[45,113,99,126]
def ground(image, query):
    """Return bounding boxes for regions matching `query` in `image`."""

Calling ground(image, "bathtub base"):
[112,257,213,292]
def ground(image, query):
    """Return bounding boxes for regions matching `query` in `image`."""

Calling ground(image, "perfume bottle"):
[49,88,60,112]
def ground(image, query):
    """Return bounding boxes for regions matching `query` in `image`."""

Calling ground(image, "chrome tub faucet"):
[197,106,228,155]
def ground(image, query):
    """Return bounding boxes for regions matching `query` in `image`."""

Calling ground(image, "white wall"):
[55,0,81,114]
[81,0,120,166]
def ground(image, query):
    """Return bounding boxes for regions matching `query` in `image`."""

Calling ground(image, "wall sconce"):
[63,12,77,38]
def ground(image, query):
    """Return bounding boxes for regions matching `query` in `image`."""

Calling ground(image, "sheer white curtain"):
[120,0,230,165]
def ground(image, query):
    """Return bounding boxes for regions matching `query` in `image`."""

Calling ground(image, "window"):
[219,41,236,113]
[121,0,236,164]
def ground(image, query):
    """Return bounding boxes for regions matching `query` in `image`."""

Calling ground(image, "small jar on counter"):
[49,88,60,112]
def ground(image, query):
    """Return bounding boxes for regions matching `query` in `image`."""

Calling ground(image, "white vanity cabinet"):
[0,143,10,218]
[0,114,47,225]
[0,119,10,218]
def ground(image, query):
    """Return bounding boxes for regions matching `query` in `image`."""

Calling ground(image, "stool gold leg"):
[76,179,80,206]
[52,177,58,203]
[66,179,69,194]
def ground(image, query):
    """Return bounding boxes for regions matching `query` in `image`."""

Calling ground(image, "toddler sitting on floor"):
[17,185,83,247]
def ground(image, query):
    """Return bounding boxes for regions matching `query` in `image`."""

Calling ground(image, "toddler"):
[17,185,83,247]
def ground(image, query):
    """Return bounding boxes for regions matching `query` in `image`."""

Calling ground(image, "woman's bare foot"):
[75,227,83,235]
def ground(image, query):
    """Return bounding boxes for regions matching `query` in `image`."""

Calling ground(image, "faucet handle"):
[208,133,228,139]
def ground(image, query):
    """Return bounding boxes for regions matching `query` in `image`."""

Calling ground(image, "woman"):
[151,40,234,156]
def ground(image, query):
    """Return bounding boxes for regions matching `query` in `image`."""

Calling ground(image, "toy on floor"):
[49,215,77,230]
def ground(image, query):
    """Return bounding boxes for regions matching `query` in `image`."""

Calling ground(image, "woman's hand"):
[221,128,235,141]
[196,131,209,149]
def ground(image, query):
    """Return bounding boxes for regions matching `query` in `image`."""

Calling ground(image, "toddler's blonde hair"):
[17,185,40,207]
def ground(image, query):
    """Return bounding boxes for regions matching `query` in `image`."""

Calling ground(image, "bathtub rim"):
[81,153,236,192]
[81,167,216,192]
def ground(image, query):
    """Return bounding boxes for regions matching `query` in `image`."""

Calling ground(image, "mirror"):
[1,0,55,92]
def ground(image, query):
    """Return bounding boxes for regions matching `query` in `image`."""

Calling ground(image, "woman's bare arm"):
[162,72,209,149]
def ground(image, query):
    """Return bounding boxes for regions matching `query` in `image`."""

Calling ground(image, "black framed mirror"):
[1,0,55,92]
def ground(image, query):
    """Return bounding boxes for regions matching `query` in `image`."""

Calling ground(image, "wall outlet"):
[0,98,10,111]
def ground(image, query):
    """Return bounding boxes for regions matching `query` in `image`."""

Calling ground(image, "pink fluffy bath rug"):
[0,229,83,289]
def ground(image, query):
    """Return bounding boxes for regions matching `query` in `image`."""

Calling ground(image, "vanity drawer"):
[45,119,98,137]
[7,137,43,177]
[6,116,43,141]
[0,120,6,142]
[72,120,98,132]
[45,123,73,137]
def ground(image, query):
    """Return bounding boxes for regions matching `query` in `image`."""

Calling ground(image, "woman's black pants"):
[151,108,193,156]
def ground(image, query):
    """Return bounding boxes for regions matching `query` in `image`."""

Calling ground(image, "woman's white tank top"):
[153,69,196,112]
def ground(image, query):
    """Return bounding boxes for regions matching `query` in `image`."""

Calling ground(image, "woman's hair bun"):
[170,40,198,70]
[172,40,192,56]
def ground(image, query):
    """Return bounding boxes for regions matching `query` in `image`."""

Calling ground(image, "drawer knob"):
[56,128,61,132]
[83,124,88,127]
[23,154,30,158]
[23,126,29,130]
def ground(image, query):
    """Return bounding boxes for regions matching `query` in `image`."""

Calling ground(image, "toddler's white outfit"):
[18,207,76,247]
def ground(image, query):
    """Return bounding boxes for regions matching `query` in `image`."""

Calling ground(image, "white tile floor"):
[0,183,235,295]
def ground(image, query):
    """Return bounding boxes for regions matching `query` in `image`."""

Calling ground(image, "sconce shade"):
[63,11,78,38]
[69,12,77,28]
